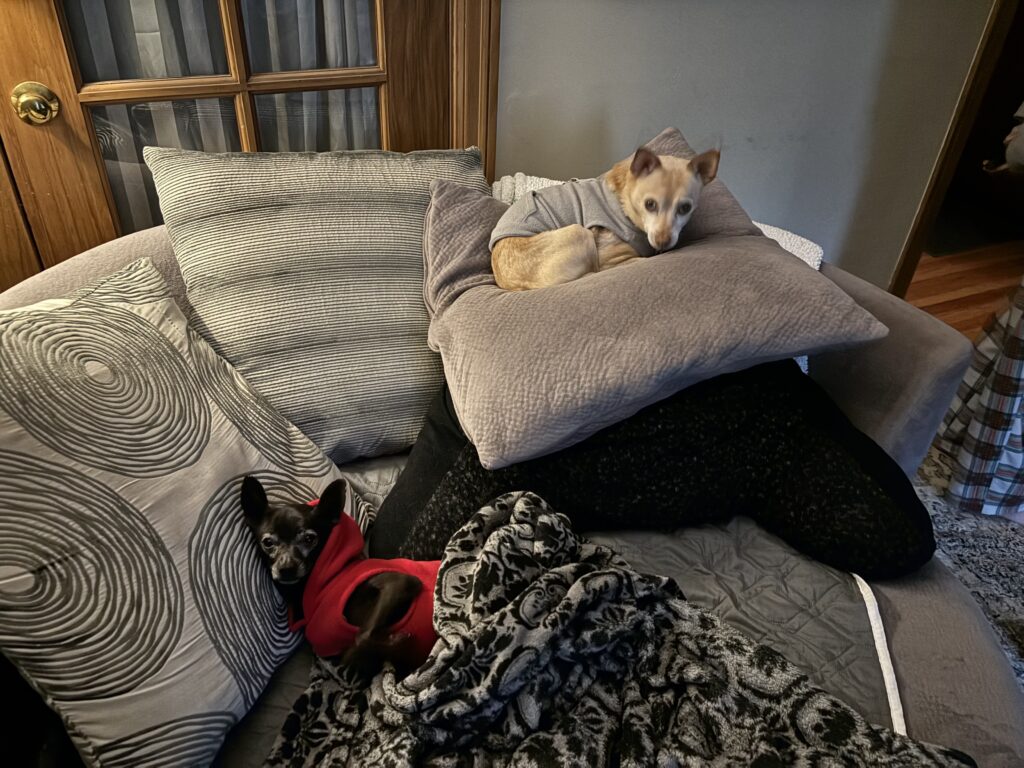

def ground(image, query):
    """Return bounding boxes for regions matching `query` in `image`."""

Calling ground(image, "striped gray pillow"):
[145,146,490,464]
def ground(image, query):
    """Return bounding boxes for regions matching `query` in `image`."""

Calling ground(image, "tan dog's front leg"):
[492,225,598,290]
[592,227,642,271]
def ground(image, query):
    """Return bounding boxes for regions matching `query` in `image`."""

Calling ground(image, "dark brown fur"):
[240,476,421,677]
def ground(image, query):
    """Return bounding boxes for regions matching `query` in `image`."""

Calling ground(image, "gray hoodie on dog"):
[489,178,655,257]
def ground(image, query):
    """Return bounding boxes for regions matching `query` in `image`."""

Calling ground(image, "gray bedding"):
[590,520,894,730]
[214,458,1024,767]
[256,492,975,767]
[608,529,1024,765]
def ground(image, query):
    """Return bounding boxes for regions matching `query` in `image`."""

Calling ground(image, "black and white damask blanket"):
[268,492,973,767]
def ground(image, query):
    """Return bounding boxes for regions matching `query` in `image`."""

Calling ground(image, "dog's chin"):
[272,569,307,586]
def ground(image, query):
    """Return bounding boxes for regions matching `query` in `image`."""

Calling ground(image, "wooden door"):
[0,0,498,278]
[0,136,41,290]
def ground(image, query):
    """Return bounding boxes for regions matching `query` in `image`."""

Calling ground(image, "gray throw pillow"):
[144,146,490,465]
[424,129,888,469]
[0,259,366,766]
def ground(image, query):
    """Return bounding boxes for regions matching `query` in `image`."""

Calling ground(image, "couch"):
[3,225,1023,766]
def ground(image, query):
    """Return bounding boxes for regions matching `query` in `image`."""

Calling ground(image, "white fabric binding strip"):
[852,573,907,735]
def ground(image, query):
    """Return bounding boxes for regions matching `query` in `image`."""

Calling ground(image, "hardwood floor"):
[905,240,1024,339]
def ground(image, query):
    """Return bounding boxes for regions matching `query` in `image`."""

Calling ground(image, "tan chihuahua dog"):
[490,147,720,290]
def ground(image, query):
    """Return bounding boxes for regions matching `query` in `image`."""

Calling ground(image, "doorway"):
[892,0,1024,340]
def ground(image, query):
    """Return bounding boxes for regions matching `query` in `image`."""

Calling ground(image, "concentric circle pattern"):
[0,451,184,700]
[97,711,236,768]
[0,303,211,477]
[187,326,331,476]
[189,472,310,707]
[72,258,170,305]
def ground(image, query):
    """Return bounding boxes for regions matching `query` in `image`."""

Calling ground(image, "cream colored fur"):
[492,148,720,291]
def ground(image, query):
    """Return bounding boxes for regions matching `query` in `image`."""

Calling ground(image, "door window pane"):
[90,98,240,233]
[242,0,377,73]
[64,0,228,82]
[255,88,380,152]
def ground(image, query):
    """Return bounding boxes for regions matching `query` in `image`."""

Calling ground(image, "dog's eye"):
[644,199,657,212]
[299,531,318,548]
[677,201,693,215]
[260,535,275,550]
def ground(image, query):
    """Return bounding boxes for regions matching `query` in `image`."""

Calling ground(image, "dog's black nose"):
[278,565,298,581]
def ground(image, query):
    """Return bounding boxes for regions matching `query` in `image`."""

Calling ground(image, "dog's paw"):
[383,631,414,650]
[398,576,423,602]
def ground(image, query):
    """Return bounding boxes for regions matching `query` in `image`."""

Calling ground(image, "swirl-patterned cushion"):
[0,259,362,767]
[144,145,491,465]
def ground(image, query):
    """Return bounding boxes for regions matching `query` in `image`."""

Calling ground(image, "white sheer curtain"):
[242,0,376,71]
[242,0,379,151]
[64,0,228,81]
[64,0,380,232]
[254,88,379,153]
[91,99,240,233]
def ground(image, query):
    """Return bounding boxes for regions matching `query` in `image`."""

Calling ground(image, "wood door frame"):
[382,0,450,153]
[451,0,500,181]
[0,0,119,267]
[889,0,1019,297]
[0,136,41,290]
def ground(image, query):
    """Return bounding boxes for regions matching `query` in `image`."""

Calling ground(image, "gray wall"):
[495,0,991,288]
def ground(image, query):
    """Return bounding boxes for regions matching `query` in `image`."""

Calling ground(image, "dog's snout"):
[272,554,305,584]
[278,564,298,580]
[650,233,672,251]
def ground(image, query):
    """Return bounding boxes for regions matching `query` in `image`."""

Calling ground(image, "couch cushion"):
[423,129,887,469]
[145,146,490,465]
[0,226,180,312]
[871,560,1024,765]
[0,258,361,766]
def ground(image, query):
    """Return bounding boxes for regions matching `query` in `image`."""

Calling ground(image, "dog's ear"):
[690,149,720,185]
[240,475,268,526]
[316,480,348,525]
[630,147,661,178]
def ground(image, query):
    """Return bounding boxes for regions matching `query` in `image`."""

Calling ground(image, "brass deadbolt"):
[10,81,60,125]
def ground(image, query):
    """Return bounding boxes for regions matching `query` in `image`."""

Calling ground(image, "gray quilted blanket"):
[267,492,973,767]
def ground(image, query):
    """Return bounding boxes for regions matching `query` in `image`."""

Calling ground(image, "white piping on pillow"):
[853,573,908,735]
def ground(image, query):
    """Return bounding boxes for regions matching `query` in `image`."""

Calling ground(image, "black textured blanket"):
[268,492,972,767]
[378,361,935,580]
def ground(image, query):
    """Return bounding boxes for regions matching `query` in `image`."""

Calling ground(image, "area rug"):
[915,447,1024,687]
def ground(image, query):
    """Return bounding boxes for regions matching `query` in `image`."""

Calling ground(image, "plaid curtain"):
[939,283,1024,520]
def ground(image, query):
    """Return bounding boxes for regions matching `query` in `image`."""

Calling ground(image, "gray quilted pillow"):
[0,259,365,766]
[145,146,490,464]
[424,129,888,469]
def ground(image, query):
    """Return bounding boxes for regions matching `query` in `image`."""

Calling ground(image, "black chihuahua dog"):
[240,476,434,678]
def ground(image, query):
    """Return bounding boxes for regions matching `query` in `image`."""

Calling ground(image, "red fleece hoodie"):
[288,509,440,665]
